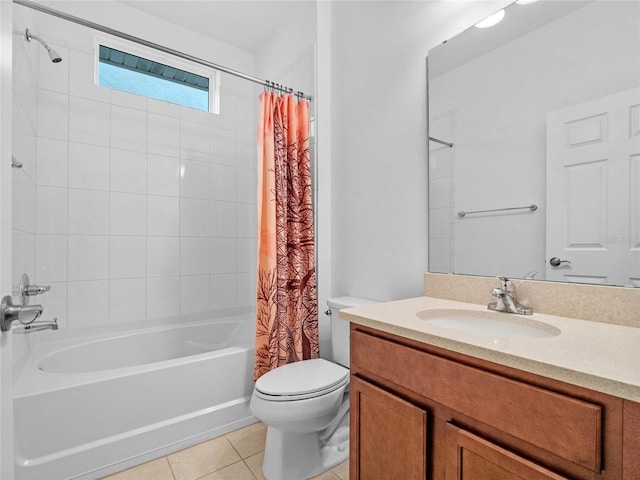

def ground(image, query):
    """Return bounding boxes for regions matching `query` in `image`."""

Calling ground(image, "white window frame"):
[93,35,220,114]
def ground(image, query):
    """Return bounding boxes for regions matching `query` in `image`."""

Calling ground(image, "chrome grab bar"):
[458,204,538,218]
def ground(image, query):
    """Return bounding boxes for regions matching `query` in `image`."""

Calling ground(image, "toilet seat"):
[255,358,349,401]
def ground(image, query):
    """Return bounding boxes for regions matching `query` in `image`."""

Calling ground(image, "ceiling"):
[119,0,315,53]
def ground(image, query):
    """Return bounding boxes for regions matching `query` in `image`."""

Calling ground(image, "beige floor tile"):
[310,471,340,480]
[244,452,266,480]
[199,460,258,480]
[100,457,174,480]
[225,422,267,459]
[168,436,241,480]
[331,460,349,480]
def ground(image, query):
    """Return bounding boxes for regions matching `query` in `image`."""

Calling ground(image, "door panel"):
[445,423,569,480]
[350,376,428,480]
[546,87,640,286]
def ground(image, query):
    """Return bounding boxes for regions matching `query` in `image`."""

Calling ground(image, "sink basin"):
[416,309,561,339]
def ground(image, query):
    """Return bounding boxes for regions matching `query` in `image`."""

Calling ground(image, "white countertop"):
[340,296,640,402]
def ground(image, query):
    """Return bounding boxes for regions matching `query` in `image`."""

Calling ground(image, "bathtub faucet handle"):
[20,274,51,301]
[24,284,51,296]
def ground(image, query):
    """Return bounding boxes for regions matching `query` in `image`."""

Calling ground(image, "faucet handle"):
[24,284,51,296]
[496,275,511,291]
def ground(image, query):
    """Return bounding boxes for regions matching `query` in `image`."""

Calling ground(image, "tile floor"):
[102,422,349,480]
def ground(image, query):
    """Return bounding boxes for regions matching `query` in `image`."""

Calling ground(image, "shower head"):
[25,28,62,63]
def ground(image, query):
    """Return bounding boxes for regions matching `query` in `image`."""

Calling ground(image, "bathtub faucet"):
[13,318,59,334]
[0,295,44,332]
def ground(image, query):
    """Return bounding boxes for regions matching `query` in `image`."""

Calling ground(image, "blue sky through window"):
[99,62,209,112]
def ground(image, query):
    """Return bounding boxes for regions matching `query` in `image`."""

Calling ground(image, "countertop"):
[340,296,640,402]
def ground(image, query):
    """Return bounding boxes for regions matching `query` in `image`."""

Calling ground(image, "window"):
[96,40,219,113]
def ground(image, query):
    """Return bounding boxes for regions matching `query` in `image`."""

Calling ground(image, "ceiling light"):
[474,9,505,29]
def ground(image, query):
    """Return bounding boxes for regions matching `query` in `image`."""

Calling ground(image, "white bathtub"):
[12,311,257,480]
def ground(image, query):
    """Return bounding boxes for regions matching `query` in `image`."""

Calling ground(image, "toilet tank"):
[327,296,378,368]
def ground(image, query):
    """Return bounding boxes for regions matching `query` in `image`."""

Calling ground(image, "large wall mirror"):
[428,0,640,287]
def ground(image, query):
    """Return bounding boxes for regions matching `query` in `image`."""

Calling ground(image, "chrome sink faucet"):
[488,276,533,315]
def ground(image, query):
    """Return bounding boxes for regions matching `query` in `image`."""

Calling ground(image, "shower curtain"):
[254,92,318,381]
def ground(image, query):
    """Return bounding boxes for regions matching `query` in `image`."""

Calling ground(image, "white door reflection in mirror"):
[546,88,640,286]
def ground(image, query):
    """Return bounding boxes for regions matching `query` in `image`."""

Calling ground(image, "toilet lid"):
[255,358,349,400]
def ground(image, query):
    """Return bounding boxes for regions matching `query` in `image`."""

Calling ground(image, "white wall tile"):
[110,278,147,323]
[180,159,209,199]
[148,97,180,117]
[236,97,254,134]
[180,198,210,237]
[12,231,36,284]
[69,49,110,102]
[110,88,147,110]
[236,133,255,169]
[68,280,109,328]
[110,149,146,194]
[146,276,179,318]
[147,236,179,277]
[69,96,110,147]
[236,167,255,203]
[211,163,236,201]
[110,236,146,279]
[210,201,236,237]
[211,90,236,130]
[68,189,109,235]
[110,192,146,236]
[147,195,179,236]
[236,237,255,273]
[210,127,236,165]
[210,273,237,310]
[68,142,109,190]
[148,113,180,157]
[180,105,210,126]
[38,90,69,140]
[180,274,210,314]
[181,120,210,162]
[147,154,180,197]
[236,203,256,238]
[22,23,261,330]
[13,90,36,137]
[37,137,68,187]
[211,237,236,274]
[180,237,209,275]
[38,43,69,94]
[111,105,147,152]
[68,235,109,280]
[36,234,68,283]
[236,272,255,309]
[13,183,36,233]
[36,186,67,234]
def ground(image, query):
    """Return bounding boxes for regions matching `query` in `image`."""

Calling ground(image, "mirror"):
[428,0,640,287]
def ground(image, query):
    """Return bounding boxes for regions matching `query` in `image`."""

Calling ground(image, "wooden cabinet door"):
[445,423,569,480]
[350,376,428,480]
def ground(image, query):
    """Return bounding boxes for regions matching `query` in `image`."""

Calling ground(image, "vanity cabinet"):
[350,324,637,480]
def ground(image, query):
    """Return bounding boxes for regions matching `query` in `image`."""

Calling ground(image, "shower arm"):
[25,28,62,63]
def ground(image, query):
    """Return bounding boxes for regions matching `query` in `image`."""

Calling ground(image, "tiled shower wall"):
[12,8,258,329]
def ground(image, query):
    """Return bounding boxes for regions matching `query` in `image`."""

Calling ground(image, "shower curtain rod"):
[13,0,312,101]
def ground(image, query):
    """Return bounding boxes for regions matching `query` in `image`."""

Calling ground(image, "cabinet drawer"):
[351,328,603,472]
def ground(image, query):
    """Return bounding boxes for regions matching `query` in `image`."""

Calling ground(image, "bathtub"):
[12,311,257,480]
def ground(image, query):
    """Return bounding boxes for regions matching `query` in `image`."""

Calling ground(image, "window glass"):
[98,45,211,112]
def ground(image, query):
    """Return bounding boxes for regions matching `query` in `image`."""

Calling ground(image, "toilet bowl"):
[250,297,377,480]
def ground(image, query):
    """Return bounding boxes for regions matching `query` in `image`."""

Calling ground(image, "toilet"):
[250,296,377,480]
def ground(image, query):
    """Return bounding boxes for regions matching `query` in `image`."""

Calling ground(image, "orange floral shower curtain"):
[254,92,319,381]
